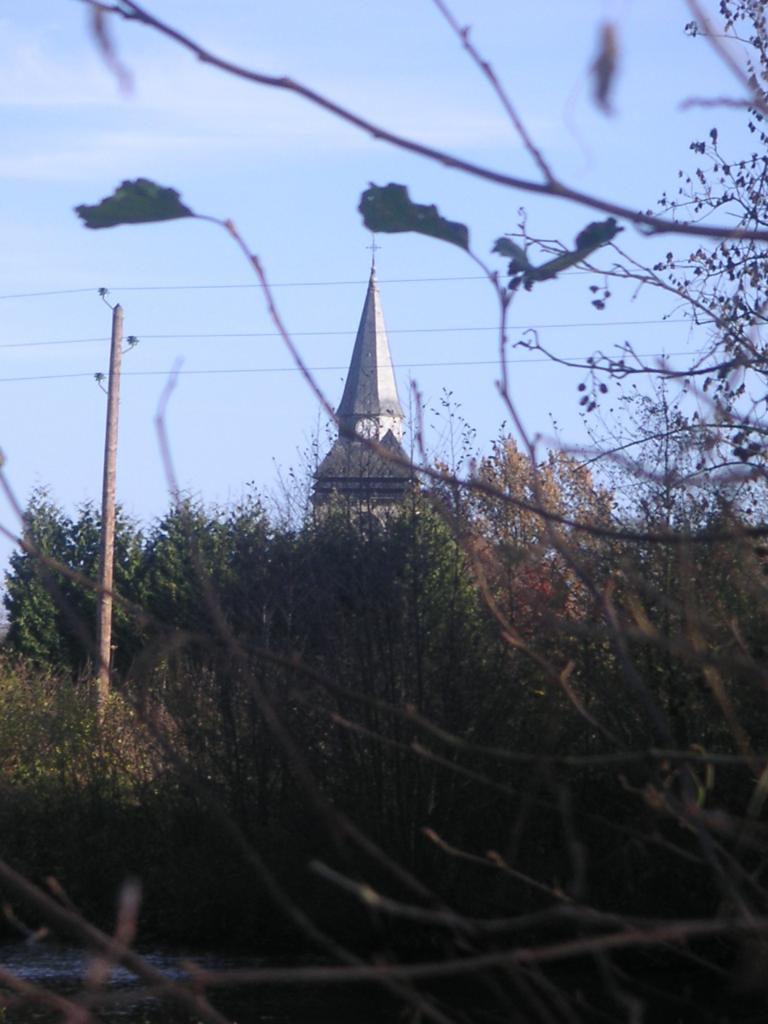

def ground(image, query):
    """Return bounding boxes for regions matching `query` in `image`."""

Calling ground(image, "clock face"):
[355,416,378,439]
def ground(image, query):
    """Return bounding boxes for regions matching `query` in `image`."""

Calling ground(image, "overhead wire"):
[0,277,486,301]
[0,319,697,352]
[0,276,711,382]
[0,275,731,312]
[0,350,711,385]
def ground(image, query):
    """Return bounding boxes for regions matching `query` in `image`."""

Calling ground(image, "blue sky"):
[0,0,751,568]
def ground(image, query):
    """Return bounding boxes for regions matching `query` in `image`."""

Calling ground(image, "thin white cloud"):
[0,130,251,183]
[0,13,534,186]
[0,18,114,108]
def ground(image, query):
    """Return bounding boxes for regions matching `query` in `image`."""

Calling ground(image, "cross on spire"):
[366,234,381,269]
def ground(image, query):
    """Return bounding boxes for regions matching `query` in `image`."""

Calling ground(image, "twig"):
[77,0,768,242]
[684,0,768,117]
[431,0,556,183]
[189,913,768,986]
[0,859,233,1024]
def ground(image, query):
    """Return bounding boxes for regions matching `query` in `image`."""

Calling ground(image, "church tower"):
[313,266,412,514]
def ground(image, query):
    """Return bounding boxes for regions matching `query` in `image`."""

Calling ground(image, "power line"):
[0,276,486,301]
[0,287,97,301]
[0,351,710,385]
[0,318,696,351]
[117,276,488,291]
[117,318,696,335]
[0,277,735,314]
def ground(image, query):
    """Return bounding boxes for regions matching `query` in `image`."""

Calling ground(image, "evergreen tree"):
[3,490,143,675]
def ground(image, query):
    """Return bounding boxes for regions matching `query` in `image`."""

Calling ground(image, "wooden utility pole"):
[96,303,123,709]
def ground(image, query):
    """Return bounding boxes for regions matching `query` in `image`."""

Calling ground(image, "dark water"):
[0,944,380,1023]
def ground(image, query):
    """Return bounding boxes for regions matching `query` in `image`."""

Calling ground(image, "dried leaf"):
[591,22,619,115]
[89,5,133,94]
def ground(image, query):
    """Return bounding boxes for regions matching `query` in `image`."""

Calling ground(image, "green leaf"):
[492,237,531,271]
[525,252,584,282]
[574,217,623,253]
[510,217,624,286]
[359,184,469,250]
[75,178,194,229]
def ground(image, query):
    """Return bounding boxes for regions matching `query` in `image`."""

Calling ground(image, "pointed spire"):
[336,266,405,442]
[313,266,411,514]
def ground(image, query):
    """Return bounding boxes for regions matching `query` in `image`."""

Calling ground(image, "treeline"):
[1,441,768,1016]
